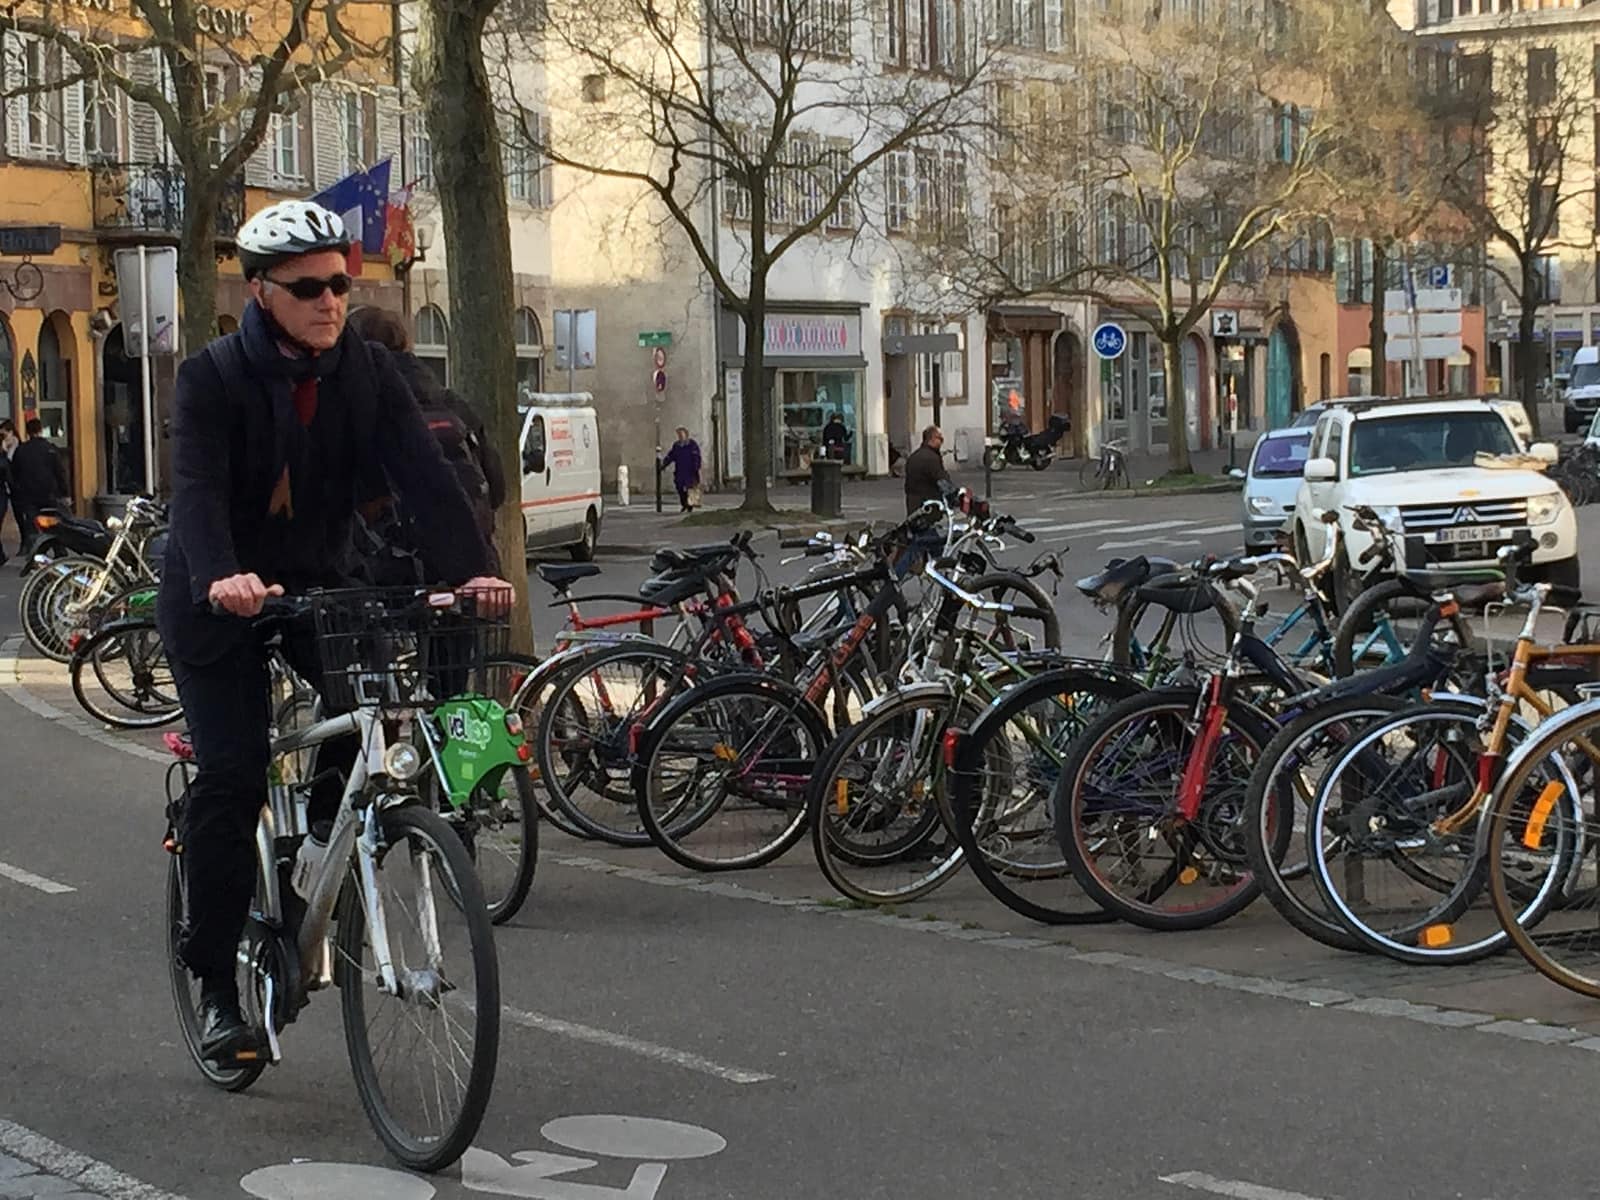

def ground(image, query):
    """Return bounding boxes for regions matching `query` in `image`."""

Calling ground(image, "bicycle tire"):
[1056,687,1285,931]
[337,803,500,1173]
[1077,459,1098,490]
[435,762,540,926]
[497,650,602,839]
[961,571,1061,656]
[1487,700,1600,996]
[70,621,183,729]
[33,558,121,663]
[535,641,698,846]
[946,665,1145,923]
[1110,581,1239,673]
[1242,696,1410,953]
[632,672,824,872]
[19,554,98,661]
[1306,704,1571,965]
[166,856,267,1092]
[808,688,985,905]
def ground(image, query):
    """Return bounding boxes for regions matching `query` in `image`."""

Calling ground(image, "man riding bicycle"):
[155,199,510,1062]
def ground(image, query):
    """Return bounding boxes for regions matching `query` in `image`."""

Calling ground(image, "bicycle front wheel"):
[71,620,182,729]
[337,804,500,1173]
[433,763,540,926]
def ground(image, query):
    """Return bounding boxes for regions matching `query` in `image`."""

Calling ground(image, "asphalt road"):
[7,486,1600,1199]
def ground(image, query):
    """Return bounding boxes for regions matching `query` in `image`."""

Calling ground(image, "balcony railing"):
[91,162,246,238]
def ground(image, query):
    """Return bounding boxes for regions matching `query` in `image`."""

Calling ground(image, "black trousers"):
[172,632,354,984]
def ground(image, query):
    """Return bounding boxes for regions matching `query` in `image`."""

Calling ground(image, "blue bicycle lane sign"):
[1091,322,1127,359]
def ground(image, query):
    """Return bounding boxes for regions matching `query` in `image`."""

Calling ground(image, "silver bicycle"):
[164,587,502,1172]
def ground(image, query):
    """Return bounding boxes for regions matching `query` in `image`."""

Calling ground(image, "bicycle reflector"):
[941,728,962,769]
[34,514,58,530]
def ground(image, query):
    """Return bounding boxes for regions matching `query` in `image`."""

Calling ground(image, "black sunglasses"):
[266,272,353,301]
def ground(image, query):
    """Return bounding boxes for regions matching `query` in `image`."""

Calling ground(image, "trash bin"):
[810,458,843,518]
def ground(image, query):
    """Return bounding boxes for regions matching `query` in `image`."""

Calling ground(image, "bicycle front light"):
[1527,492,1564,526]
[382,741,424,781]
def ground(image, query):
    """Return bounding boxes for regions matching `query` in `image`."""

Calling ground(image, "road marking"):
[499,1003,775,1084]
[1096,536,1185,551]
[1160,1171,1328,1200]
[1100,519,1203,535]
[0,636,170,765]
[1029,519,1125,534]
[0,860,74,895]
[541,1115,727,1159]
[1187,523,1244,536]
[0,1118,190,1200]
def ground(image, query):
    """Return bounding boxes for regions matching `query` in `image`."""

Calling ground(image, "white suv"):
[1291,397,1577,605]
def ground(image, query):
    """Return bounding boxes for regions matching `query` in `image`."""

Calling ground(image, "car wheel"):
[1533,555,1581,595]
[570,509,598,562]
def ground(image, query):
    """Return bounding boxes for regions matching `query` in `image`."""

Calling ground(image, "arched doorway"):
[37,314,72,443]
[1052,330,1084,457]
[1265,323,1296,430]
[0,313,14,423]
[414,304,449,386]
[101,324,145,494]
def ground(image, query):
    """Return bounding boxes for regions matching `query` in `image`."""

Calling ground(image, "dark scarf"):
[239,300,353,519]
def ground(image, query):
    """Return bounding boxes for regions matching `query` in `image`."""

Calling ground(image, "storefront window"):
[777,369,860,471]
[0,316,12,422]
[1147,337,1167,421]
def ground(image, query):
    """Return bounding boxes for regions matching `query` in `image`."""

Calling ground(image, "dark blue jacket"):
[661,439,701,490]
[156,303,488,665]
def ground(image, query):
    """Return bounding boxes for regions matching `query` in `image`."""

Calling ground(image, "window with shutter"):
[274,105,304,182]
[311,88,345,186]
[886,149,913,232]
[241,67,275,184]
[84,71,122,163]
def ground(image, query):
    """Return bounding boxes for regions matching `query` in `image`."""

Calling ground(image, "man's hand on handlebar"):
[459,576,514,617]
[209,572,284,618]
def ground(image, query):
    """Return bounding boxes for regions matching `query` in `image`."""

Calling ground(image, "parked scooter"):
[982,413,1070,472]
[18,508,114,576]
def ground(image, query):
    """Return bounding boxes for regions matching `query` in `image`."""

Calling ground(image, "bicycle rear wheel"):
[166,855,265,1092]
[337,804,499,1173]
[808,688,978,905]
[633,674,822,871]
[19,554,97,661]
[947,666,1141,924]
[432,763,540,926]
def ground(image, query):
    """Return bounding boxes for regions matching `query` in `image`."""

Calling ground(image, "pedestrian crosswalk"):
[1014,513,1248,552]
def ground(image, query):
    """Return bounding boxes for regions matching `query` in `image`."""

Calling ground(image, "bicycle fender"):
[858,681,955,721]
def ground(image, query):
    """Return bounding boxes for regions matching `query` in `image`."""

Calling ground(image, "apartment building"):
[0,1,406,512]
[1403,0,1600,394]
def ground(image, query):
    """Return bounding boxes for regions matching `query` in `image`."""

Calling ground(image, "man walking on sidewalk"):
[903,425,949,514]
[10,418,68,553]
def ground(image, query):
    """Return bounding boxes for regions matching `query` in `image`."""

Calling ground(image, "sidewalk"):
[601,446,1239,553]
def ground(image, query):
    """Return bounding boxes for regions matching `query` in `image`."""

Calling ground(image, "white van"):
[518,396,603,561]
[1565,345,1600,433]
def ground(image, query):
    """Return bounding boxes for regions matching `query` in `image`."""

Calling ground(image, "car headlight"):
[1527,492,1565,526]
[1247,495,1276,514]
[1367,505,1403,533]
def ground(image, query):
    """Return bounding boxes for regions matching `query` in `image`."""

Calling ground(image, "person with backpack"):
[346,305,506,577]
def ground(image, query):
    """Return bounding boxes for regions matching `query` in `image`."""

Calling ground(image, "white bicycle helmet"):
[236,199,351,279]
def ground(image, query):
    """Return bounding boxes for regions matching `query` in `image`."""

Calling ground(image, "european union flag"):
[311,158,394,255]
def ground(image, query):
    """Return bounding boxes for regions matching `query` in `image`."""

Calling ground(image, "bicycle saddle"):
[536,563,602,589]
[637,558,734,607]
[1076,556,1151,602]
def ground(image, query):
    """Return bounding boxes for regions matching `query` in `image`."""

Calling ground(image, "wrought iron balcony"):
[91,161,246,238]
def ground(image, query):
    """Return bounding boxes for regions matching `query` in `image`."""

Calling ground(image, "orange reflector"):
[516,743,532,763]
[234,1050,261,1062]
[35,515,59,529]
[835,779,849,815]
[1420,925,1453,948]
[1523,781,1564,850]
[1439,600,1460,618]
[1178,866,1200,885]
[713,743,737,762]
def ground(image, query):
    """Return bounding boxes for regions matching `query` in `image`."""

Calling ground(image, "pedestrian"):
[345,305,506,576]
[903,424,950,514]
[821,411,850,462]
[0,418,17,458]
[0,443,11,566]
[10,417,68,554]
[659,426,702,512]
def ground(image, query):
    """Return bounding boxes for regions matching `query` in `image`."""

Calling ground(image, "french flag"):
[311,158,394,276]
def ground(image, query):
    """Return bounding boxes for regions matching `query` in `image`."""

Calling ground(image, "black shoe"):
[197,986,255,1062]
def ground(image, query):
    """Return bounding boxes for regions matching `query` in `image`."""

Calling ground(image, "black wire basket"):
[307,586,513,710]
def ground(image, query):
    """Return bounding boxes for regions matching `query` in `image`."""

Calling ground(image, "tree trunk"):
[739,273,773,513]
[414,0,530,650]
[1368,240,1387,391]
[177,188,220,358]
[1163,332,1190,475]
[1517,263,1543,440]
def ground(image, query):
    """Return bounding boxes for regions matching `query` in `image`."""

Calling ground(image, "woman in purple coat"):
[659,426,702,512]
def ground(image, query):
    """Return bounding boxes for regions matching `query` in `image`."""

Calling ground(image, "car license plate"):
[1433,525,1501,544]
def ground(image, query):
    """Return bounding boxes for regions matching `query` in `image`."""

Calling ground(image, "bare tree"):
[1,0,384,351]
[1443,38,1589,434]
[495,0,993,512]
[407,0,530,643]
[1316,22,1484,387]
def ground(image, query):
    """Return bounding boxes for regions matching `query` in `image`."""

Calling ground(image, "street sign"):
[1388,337,1463,361]
[652,346,667,369]
[1211,310,1240,338]
[882,332,960,356]
[1384,311,1462,339]
[1383,287,1463,361]
[1091,322,1127,359]
[1385,287,1462,313]
[637,330,673,348]
[653,368,667,393]
[0,225,60,257]
[1426,264,1452,288]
